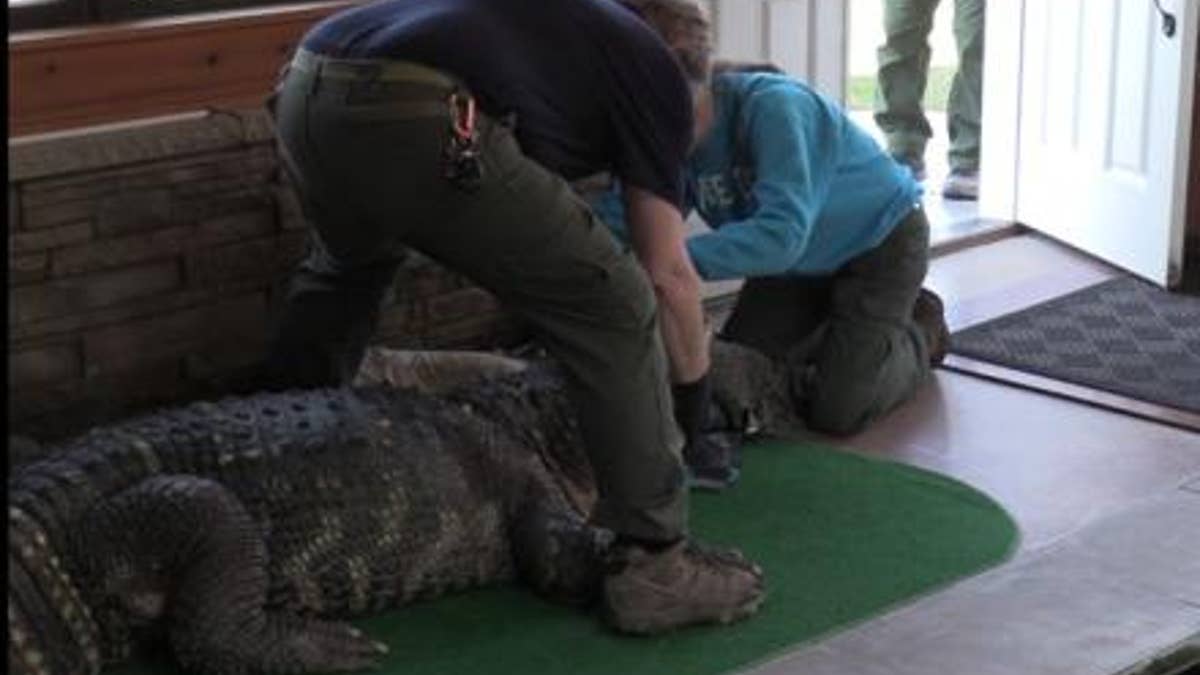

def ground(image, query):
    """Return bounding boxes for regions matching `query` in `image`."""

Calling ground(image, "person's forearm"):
[623,185,711,383]
[651,259,710,383]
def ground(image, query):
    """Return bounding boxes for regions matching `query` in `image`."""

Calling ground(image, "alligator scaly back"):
[9,357,605,675]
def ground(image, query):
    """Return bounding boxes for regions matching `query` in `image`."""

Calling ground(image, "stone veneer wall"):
[8,109,525,442]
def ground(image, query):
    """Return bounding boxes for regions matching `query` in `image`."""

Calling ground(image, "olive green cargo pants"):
[721,207,932,436]
[874,0,985,172]
[266,51,686,542]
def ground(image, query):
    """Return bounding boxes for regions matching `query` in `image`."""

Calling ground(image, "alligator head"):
[707,339,803,437]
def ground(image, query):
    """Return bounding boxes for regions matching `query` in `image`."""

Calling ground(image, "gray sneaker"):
[942,169,979,201]
[603,539,766,635]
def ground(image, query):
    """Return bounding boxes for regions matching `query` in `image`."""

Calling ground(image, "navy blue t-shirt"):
[302,0,693,208]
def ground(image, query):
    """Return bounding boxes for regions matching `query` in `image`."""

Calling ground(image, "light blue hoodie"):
[592,71,922,280]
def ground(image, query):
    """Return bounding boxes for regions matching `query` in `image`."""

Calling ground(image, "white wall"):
[708,0,846,100]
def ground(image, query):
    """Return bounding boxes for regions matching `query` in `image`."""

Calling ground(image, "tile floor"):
[731,233,1200,675]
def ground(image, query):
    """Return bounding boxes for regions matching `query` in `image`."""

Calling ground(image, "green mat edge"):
[111,439,1023,675]
[730,438,1023,673]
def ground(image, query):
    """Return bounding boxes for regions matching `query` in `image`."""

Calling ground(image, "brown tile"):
[924,233,1119,331]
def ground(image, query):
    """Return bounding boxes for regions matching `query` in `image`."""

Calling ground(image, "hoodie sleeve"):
[687,85,838,281]
[588,180,698,249]
[589,185,633,248]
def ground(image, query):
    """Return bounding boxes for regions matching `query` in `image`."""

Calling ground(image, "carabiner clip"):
[448,92,477,142]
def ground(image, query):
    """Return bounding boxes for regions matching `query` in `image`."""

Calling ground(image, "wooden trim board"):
[8,1,356,136]
[941,354,1200,433]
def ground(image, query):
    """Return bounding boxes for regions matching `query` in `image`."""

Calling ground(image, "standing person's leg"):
[406,114,764,634]
[261,65,407,391]
[406,124,687,542]
[943,0,985,199]
[268,52,763,632]
[875,0,942,178]
[803,208,937,436]
[292,79,685,540]
[265,244,403,389]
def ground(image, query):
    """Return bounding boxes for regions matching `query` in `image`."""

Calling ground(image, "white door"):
[1011,0,1198,286]
[707,0,847,100]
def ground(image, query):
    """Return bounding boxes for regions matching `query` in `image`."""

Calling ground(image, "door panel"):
[1015,0,1198,286]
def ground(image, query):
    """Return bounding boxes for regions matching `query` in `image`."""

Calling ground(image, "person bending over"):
[260,0,764,634]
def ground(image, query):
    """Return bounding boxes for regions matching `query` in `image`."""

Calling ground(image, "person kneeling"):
[592,62,949,451]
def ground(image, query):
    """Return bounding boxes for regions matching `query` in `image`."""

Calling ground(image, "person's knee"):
[806,399,872,437]
[805,381,879,437]
[602,253,659,329]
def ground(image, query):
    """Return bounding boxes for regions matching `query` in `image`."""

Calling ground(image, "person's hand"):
[673,373,743,491]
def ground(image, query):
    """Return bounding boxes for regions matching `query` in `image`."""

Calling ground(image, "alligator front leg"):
[509,485,612,608]
[74,476,386,675]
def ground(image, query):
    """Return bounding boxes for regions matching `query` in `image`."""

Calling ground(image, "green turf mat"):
[116,441,1018,674]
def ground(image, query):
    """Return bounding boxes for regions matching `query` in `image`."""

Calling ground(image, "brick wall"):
[8,110,524,441]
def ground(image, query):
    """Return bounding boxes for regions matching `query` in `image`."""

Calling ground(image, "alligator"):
[8,342,792,675]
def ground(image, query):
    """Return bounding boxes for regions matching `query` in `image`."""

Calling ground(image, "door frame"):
[977,0,1026,222]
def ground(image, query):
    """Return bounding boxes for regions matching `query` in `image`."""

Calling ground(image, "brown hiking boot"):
[913,288,950,366]
[602,539,766,635]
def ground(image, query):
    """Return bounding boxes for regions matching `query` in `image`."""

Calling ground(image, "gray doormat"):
[950,277,1200,414]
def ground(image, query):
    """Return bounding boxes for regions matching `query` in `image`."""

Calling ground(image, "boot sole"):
[607,592,767,636]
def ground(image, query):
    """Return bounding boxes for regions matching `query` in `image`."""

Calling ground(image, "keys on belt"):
[443,91,483,193]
